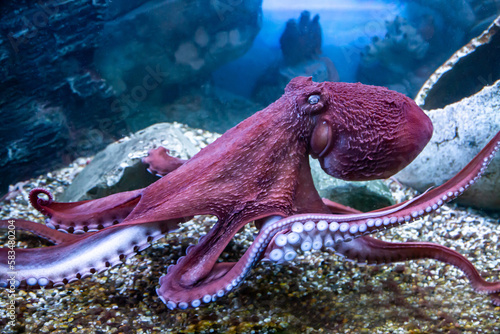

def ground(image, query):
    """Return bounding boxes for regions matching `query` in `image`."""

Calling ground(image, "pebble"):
[0,153,499,333]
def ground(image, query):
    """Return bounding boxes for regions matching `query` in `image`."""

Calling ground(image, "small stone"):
[194,27,210,47]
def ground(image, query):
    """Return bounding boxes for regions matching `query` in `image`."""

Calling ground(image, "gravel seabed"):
[1,145,499,333]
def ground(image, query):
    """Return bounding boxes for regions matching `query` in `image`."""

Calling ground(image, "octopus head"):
[287,76,433,181]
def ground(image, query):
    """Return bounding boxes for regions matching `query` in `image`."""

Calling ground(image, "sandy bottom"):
[1,158,499,334]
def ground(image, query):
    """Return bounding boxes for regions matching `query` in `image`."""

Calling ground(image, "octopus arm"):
[142,146,187,177]
[156,213,289,310]
[257,131,500,307]
[0,219,79,244]
[0,220,180,289]
[29,188,144,233]
[335,237,500,305]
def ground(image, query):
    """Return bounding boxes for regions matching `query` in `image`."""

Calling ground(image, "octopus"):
[1,76,499,310]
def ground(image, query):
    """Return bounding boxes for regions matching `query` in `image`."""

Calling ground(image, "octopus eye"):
[308,95,320,105]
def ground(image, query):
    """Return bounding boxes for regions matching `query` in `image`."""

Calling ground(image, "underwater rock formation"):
[358,3,500,98]
[280,11,322,67]
[58,123,199,202]
[127,84,262,134]
[410,0,475,30]
[415,16,500,110]
[253,11,339,105]
[0,1,121,199]
[0,0,263,198]
[396,79,500,211]
[309,159,394,212]
[94,0,262,95]
[409,0,499,38]
[357,16,430,96]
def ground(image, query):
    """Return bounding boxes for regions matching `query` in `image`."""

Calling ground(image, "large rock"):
[0,1,120,198]
[253,11,339,106]
[59,123,204,202]
[129,86,263,134]
[396,80,500,211]
[357,10,499,98]
[358,16,430,96]
[310,159,394,212]
[415,16,500,110]
[94,0,262,94]
[0,0,263,198]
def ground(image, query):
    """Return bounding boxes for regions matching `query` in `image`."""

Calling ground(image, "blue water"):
[213,0,404,96]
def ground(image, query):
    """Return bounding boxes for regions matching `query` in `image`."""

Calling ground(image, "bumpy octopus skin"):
[1,76,499,310]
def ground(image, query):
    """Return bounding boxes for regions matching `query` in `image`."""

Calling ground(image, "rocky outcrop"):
[396,80,500,211]
[0,1,116,199]
[0,0,263,197]
[59,122,204,202]
[310,159,394,212]
[357,16,430,97]
[253,11,339,105]
[415,16,500,110]
[94,0,262,94]
[357,9,499,98]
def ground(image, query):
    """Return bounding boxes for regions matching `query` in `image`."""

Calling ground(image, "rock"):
[94,0,263,94]
[0,1,125,197]
[279,11,322,67]
[128,85,263,134]
[310,158,394,212]
[410,0,475,31]
[0,0,263,198]
[396,80,500,211]
[415,16,500,110]
[59,123,210,202]
[357,16,430,97]
[253,11,339,105]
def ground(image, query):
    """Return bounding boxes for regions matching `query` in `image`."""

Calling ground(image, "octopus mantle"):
[1,77,499,310]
